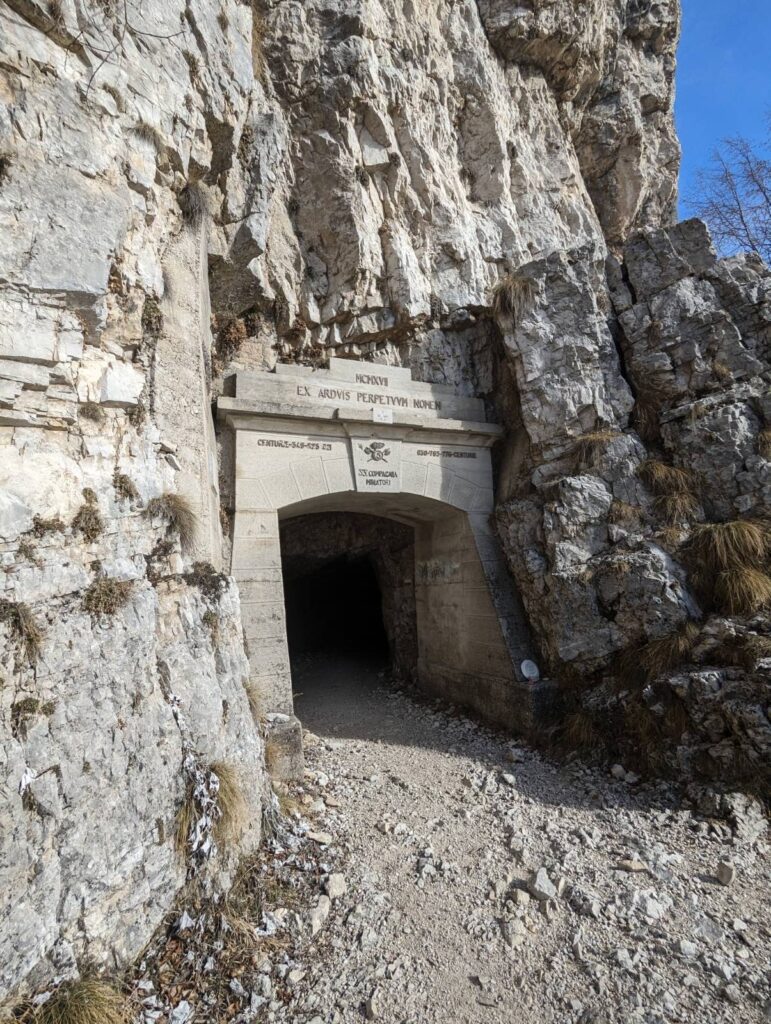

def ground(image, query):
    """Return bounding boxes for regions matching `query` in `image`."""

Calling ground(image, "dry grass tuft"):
[73,502,103,543]
[491,273,536,326]
[141,297,163,338]
[145,492,197,552]
[713,568,771,617]
[758,426,771,460]
[211,761,246,843]
[79,401,104,424]
[714,633,771,672]
[653,491,701,525]
[176,761,246,853]
[183,50,201,80]
[0,599,43,662]
[639,622,700,680]
[132,122,163,153]
[739,634,771,669]
[175,780,196,856]
[245,683,262,721]
[639,460,698,497]
[631,394,660,443]
[712,360,733,384]
[83,578,132,616]
[686,520,769,574]
[572,429,620,473]
[617,621,700,687]
[113,472,138,502]
[608,500,640,526]
[655,525,685,552]
[34,977,128,1024]
[560,710,601,752]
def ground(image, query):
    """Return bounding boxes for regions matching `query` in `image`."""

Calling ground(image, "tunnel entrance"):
[220,358,539,776]
[283,554,389,664]
[279,512,419,687]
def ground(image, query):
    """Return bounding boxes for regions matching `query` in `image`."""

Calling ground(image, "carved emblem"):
[362,441,391,463]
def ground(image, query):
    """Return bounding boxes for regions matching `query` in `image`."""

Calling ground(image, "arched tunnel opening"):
[279,512,418,729]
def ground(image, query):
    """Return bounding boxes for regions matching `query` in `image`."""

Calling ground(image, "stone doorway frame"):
[216,361,537,776]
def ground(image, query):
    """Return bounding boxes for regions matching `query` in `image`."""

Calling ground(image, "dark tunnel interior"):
[283,553,390,665]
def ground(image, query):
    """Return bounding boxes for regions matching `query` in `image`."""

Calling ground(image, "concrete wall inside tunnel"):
[217,361,538,775]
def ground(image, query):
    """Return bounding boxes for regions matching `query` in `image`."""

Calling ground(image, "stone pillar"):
[231,509,292,715]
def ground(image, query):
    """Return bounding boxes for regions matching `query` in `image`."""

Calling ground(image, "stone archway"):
[217,359,537,775]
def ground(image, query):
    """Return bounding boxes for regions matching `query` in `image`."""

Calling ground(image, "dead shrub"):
[713,568,771,616]
[141,297,163,338]
[185,561,228,601]
[572,429,620,473]
[491,273,536,326]
[113,472,138,501]
[128,402,147,429]
[83,578,132,616]
[0,599,43,662]
[34,977,128,1024]
[11,697,56,739]
[32,515,65,538]
[79,401,104,424]
[73,501,103,543]
[216,318,247,365]
[17,539,41,565]
[178,183,204,227]
[145,492,197,552]
[202,609,219,644]
[686,520,770,574]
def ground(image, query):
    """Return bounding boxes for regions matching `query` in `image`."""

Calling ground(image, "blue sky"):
[676,0,771,216]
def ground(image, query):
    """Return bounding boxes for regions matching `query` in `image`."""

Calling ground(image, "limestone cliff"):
[0,0,769,1007]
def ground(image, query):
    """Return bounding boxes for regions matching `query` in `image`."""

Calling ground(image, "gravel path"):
[281,655,770,1024]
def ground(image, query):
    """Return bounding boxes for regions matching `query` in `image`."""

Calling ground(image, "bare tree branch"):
[688,118,771,264]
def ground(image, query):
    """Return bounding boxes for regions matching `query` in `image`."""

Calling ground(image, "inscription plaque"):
[352,438,402,493]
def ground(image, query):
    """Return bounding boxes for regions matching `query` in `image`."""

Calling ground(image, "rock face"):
[0,0,769,1007]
